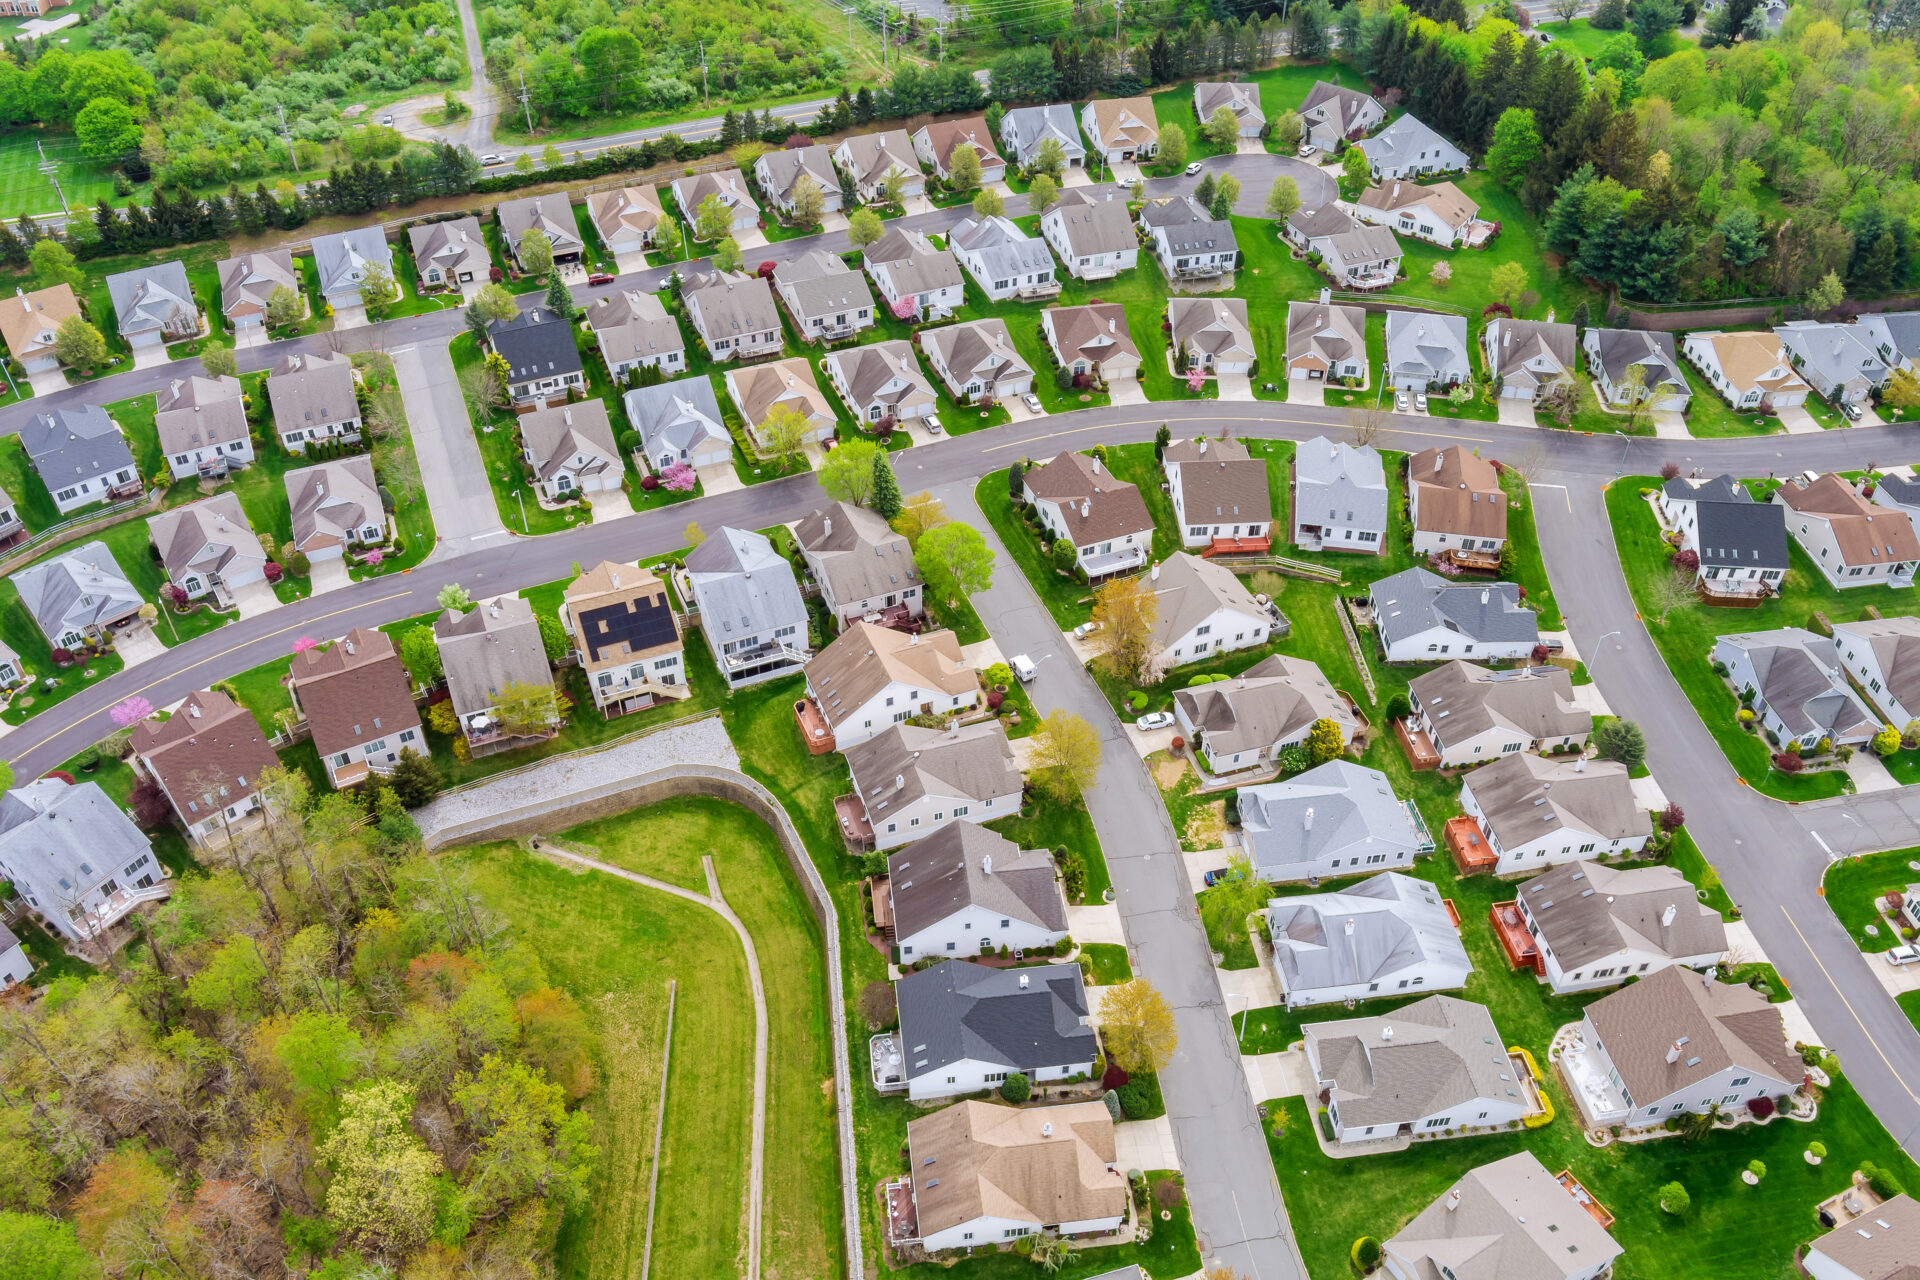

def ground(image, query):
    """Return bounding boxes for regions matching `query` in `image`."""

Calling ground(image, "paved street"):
[389,342,510,551]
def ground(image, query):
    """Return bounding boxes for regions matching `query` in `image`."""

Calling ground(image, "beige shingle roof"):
[587,186,664,240]
[1386,1150,1622,1280]
[520,398,619,484]
[1518,859,1727,971]
[906,1101,1124,1238]
[1168,298,1254,365]
[1173,651,1354,755]
[1466,753,1650,845]
[1408,662,1588,751]
[1408,446,1507,540]
[729,357,832,427]
[1807,1193,1920,1280]
[0,284,78,359]
[1777,473,1920,566]
[1045,303,1140,371]
[1086,96,1158,148]
[1356,179,1477,228]
[806,622,973,731]
[1306,994,1518,1130]
[846,720,1021,812]
[1584,966,1798,1106]
[154,374,248,457]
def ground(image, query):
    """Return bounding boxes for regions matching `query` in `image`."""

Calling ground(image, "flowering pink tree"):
[362,549,385,566]
[891,296,917,321]
[661,461,698,492]
[292,637,319,656]
[1186,371,1207,393]
[110,696,154,727]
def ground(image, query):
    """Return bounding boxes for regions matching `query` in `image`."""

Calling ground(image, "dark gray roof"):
[1142,196,1237,255]
[895,959,1097,1077]
[1719,628,1875,739]
[1876,473,1920,509]
[20,404,136,481]
[12,539,142,640]
[1660,473,1753,505]
[489,306,582,383]
[1371,568,1538,649]
[887,823,1067,940]
[1589,328,1684,391]
[1695,500,1788,572]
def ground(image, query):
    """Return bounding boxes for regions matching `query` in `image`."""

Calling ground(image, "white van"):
[1010,654,1037,684]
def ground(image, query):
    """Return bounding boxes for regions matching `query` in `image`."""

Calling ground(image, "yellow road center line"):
[1778,904,1920,1106]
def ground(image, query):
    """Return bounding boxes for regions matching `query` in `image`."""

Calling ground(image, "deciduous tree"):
[791,174,827,226]
[452,1055,594,1213]
[918,522,995,605]
[358,260,397,311]
[320,1079,442,1251]
[712,236,745,274]
[1486,108,1541,189]
[846,206,886,247]
[265,284,304,329]
[893,491,948,545]
[757,402,812,467]
[971,186,1005,218]
[199,345,238,379]
[1100,979,1179,1073]
[1027,172,1060,210]
[1092,573,1160,677]
[1160,122,1189,171]
[1210,172,1241,220]
[1204,105,1242,150]
[28,238,84,291]
[53,313,107,372]
[948,143,983,194]
[1031,709,1101,804]
[1340,146,1372,201]
[1032,136,1069,181]
[1265,175,1301,221]
[1489,261,1530,309]
[1306,717,1345,764]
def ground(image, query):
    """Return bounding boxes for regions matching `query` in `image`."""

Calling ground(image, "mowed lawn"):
[1823,846,1920,953]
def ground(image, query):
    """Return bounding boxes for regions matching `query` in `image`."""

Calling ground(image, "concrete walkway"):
[390,342,511,554]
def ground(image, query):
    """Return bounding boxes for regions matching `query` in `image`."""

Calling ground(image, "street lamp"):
[514,489,527,533]
[1840,811,1865,861]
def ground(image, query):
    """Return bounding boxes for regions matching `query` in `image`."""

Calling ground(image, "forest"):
[0,768,600,1280]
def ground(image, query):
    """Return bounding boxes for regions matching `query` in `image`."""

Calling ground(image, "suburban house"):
[1407,446,1506,558]
[1564,965,1798,1129]
[684,525,811,688]
[753,146,841,220]
[1774,473,1920,589]
[1681,330,1811,411]
[1040,189,1138,281]
[883,823,1065,961]
[911,118,1006,184]
[1585,328,1691,411]
[920,319,1033,403]
[727,357,837,449]
[795,501,924,626]
[1513,860,1729,995]
[1803,1193,1920,1280]
[1292,436,1388,554]
[1834,615,1920,730]
[1305,995,1527,1143]
[0,492,18,552]
[1267,871,1473,1008]
[586,186,666,254]
[1284,299,1368,382]
[1289,205,1402,289]
[1021,449,1154,579]
[1145,552,1278,674]
[1168,297,1255,374]
[1299,80,1385,149]
[998,103,1086,170]
[14,540,142,650]
[1483,318,1577,402]
[154,373,252,481]
[147,493,267,605]
[1282,202,1352,254]
[129,688,279,845]
[1354,180,1480,248]
[843,720,1023,851]
[1239,759,1428,881]
[681,269,783,361]
[1139,196,1238,281]
[1080,96,1159,163]
[1372,568,1535,658]
[0,778,165,945]
[1356,114,1470,180]
[864,227,965,323]
[896,1101,1125,1253]
[1406,662,1591,768]
[1459,753,1652,874]
[804,622,972,750]
[1873,471,1920,526]
[266,351,362,453]
[772,249,876,342]
[1042,303,1142,385]
[560,561,687,717]
[0,283,79,374]
[434,595,559,756]
[488,306,585,406]
[287,627,424,787]
[1855,311,1920,373]
[1193,81,1266,136]
[1382,1151,1622,1280]
[216,249,298,332]
[624,377,733,474]
[833,129,925,202]
[879,960,1095,1100]
[1776,320,1890,405]
[671,169,759,237]
[406,217,488,294]
[1711,628,1879,751]
[107,261,201,350]
[310,227,395,312]
[21,404,141,514]
[822,340,938,427]
[1163,436,1271,551]
[1384,311,1471,391]
[1658,472,1788,598]
[586,289,685,379]
[519,399,622,503]
[285,456,386,561]
[0,924,31,989]
[948,215,1058,302]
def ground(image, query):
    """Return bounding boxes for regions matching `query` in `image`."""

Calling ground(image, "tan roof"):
[586,289,684,366]
[837,129,919,183]
[1168,298,1255,364]
[794,501,920,607]
[287,455,382,553]
[824,341,936,417]
[1487,319,1575,382]
[1386,1150,1622,1280]
[1706,330,1810,395]
[563,561,682,671]
[1409,446,1507,540]
[1777,474,1920,566]
[1286,301,1365,370]
[1408,662,1588,751]
[267,351,359,435]
[1161,436,1250,464]
[1174,651,1355,755]
[683,270,780,342]
[1808,1193,1920,1280]
[806,622,975,731]
[845,720,1021,812]
[1042,188,1137,257]
[147,492,265,584]
[216,250,297,320]
[0,284,79,359]
[587,186,664,241]
[1022,450,1154,546]
[1087,96,1158,148]
[1518,859,1727,971]
[1835,616,1920,715]
[906,1101,1125,1238]
[1466,753,1651,845]
[289,627,421,757]
[130,687,279,818]
[520,398,619,484]
[1045,303,1140,371]
[1356,179,1477,228]
[730,356,833,427]
[1584,966,1799,1107]
[1148,552,1268,649]
[154,374,248,457]
[433,595,552,722]
[917,117,1004,172]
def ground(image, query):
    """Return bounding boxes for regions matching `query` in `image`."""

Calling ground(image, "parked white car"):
[1887,944,1920,966]
[1136,711,1176,731]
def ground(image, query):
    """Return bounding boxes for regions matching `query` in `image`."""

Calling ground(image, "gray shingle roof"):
[1696,500,1788,572]
[1717,627,1877,739]
[433,594,552,722]
[1385,310,1470,383]
[489,305,583,383]
[13,540,142,642]
[106,262,195,336]
[1294,436,1388,532]
[887,823,1067,940]
[1142,195,1238,255]
[950,215,1053,280]
[684,525,806,639]
[773,249,876,323]
[756,145,837,202]
[1147,552,1272,652]
[999,104,1086,165]
[1486,318,1576,383]
[1519,860,1727,971]
[895,958,1095,1078]
[519,398,619,484]
[1267,872,1470,994]
[1407,662,1589,752]
[1168,298,1254,364]
[1044,188,1136,257]
[1806,1192,1920,1280]
[864,227,963,298]
[1370,568,1539,650]
[310,227,395,300]
[1358,114,1463,172]
[0,779,152,914]
[1463,753,1651,845]
[585,289,685,367]
[495,195,584,261]
[1306,994,1519,1130]
[19,404,136,483]
[845,720,1021,812]
[683,270,781,342]
[1588,328,1684,393]
[624,377,729,461]
[147,493,264,584]
[408,216,489,282]
[266,351,359,435]
[154,373,247,457]
[794,501,919,607]
[217,249,297,318]
[921,318,1032,388]
[1241,759,1424,875]
[1776,320,1889,389]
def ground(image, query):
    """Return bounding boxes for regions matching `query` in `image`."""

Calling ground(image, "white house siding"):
[1028,495,1151,576]
[1426,726,1528,770]
[922,1211,1121,1255]
[1281,965,1464,1010]
[1384,626,1534,666]
[1168,469,1271,549]
[1159,606,1270,671]
[906,1054,1092,1102]
[1583,1014,1793,1126]
[166,438,254,483]
[1540,945,1721,996]
[895,903,1066,963]
[1776,500,1917,590]
[322,725,424,787]
[871,791,1016,851]
[1459,786,1649,876]
[49,469,138,515]
[281,413,362,453]
[0,942,30,987]
[1834,634,1916,728]
[821,678,974,750]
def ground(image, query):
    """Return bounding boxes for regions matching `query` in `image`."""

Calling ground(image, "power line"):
[35,140,67,217]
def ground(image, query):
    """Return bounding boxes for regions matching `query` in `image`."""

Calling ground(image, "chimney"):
[1041,1121,1053,1137]
[1445,1188,1462,1213]
[1661,903,1677,927]
[1343,917,1355,937]
[1574,756,1586,772]
[1381,1025,1394,1041]
[1480,588,1490,605]
[895,773,905,789]
[1150,561,1160,580]
[1319,287,1331,305]
[1433,453,1443,473]
[1018,972,1029,988]
[1108,315,1116,333]
[1081,500,1091,518]
[1199,437,1208,456]
[188,702,201,718]
[1303,807,1315,832]
[1666,1041,1683,1064]
[823,515,832,538]
[1091,455,1102,474]
[983,854,993,875]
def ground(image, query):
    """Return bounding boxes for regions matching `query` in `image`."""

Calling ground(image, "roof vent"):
[1018,972,1029,988]
[1041,1122,1053,1137]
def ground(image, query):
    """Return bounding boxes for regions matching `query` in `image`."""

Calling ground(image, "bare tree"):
[1348,404,1391,447]
[1647,565,1699,622]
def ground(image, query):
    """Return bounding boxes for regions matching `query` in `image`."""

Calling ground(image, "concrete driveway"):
[611,250,651,276]
[819,211,850,233]
[697,461,745,496]
[1288,381,1324,406]
[1777,405,1822,434]
[390,343,510,553]
[25,367,70,395]
[735,228,769,250]
[1067,903,1126,944]
[1062,167,1094,188]
[1217,373,1254,401]
[1108,379,1148,406]
[130,342,171,371]
[308,557,352,595]
[1002,398,1044,424]
[1496,397,1538,428]
[113,623,167,669]
[1115,1116,1181,1172]
[230,578,281,620]
[1652,410,1690,439]
[332,303,369,331]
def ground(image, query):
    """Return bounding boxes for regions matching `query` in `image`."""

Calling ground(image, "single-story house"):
[1483,318,1576,402]
[1585,328,1690,411]
[1039,188,1138,282]
[920,319,1033,404]
[1285,298,1367,382]
[832,130,925,203]
[1268,871,1472,1008]
[0,778,165,945]
[1354,180,1480,248]
[822,340,938,426]
[753,146,841,221]
[407,217,488,294]
[1168,297,1255,374]
[1776,320,1890,405]
[520,398,623,503]
[884,823,1064,962]
[1139,196,1238,281]
[880,960,1096,1100]
[1834,615,1920,731]
[266,351,362,454]
[107,261,201,349]
[1459,753,1651,875]
[147,492,267,604]
[433,594,560,756]
[1042,303,1141,384]
[1383,1152,1622,1280]
[948,215,1058,303]
[1711,628,1879,751]
[1193,81,1266,137]
[310,227,396,311]
[13,540,142,650]
[21,404,141,514]
[489,305,585,406]
[624,377,733,475]
[1306,995,1526,1143]
[726,357,837,450]
[1515,859,1728,995]
[1384,310,1471,391]
[864,227,965,324]
[804,621,968,750]
[1681,330,1810,411]
[1407,662,1590,768]
[844,720,1023,850]
[286,455,386,561]
[1299,80,1385,149]
[998,104,1086,170]
[1239,759,1426,881]
[0,283,80,373]
[671,169,759,237]
[1146,552,1278,675]
[1357,114,1469,180]
[586,186,667,254]
[216,250,298,332]
[154,373,252,481]
[912,118,1007,185]
[773,249,876,343]
[1371,568,1539,665]
[1407,446,1504,557]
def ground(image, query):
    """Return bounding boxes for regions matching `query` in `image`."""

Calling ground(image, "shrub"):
[1772,751,1804,773]
[1747,1095,1774,1119]
[1863,1162,1906,1199]
[987,689,1005,710]
[263,561,284,583]
[1737,708,1756,722]
[1746,1159,1766,1181]
[1052,538,1078,571]
[1808,1141,1827,1158]
[1657,1182,1689,1215]
[50,648,74,666]
[1000,1072,1031,1103]
[640,474,661,491]
[1115,1079,1154,1119]
[1128,691,1148,711]
[1351,1236,1383,1271]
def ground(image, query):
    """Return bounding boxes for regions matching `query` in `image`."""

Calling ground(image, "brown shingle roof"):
[1807,1193,1920,1280]
[1777,474,1920,566]
[1409,446,1507,540]
[131,688,279,819]
[1584,966,1798,1107]
[1356,179,1477,228]
[1466,753,1649,844]
[918,117,1005,172]
[1519,859,1727,971]
[1176,456,1269,524]
[906,1100,1124,1238]
[289,627,421,757]
[1044,303,1140,371]
[1022,450,1154,546]
[887,822,1066,940]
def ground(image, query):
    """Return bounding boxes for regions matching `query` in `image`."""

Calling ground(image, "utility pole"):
[1115,0,1122,48]
[34,140,66,216]
[276,104,301,176]
[517,67,534,134]
[699,39,710,108]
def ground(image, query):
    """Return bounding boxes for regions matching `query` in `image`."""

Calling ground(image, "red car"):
[587,272,616,286]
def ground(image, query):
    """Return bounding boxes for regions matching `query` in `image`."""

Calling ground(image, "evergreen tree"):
[871,451,902,520]
[544,271,575,318]
[1193,172,1217,211]
[719,109,742,147]
[0,222,23,269]
[389,748,442,808]
[93,197,123,252]
[1149,32,1174,84]
[854,87,876,125]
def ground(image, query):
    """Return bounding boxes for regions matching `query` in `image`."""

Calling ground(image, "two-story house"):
[1021,449,1154,579]
[822,341,938,427]
[1163,436,1271,551]
[772,250,876,343]
[1145,552,1278,675]
[920,319,1033,404]
[1354,180,1480,248]
[1298,80,1384,149]
[794,501,924,626]
[1407,446,1505,558]
[520,399,623,503]
[130,688,280,846]
[804,621,974,750]
[147,493,268,606]
[1039,189,1138,282]
[560,561,687,717]
[948,215,1058,302]
[1458,753,1651,874]
[833,130,925,203]
[434,595,560,756]
[1140,196,1238,282]
[843,720,1023,850]
[863,227,965,323]
[1292,436,1387,553]
[488,306,585,407]
[997,104,1086,171]
[1080,96,1159,164]
[0,778,165,945]
[684,525,811,688]
[287,627,424,787]
[1834,615,1920,732]
[681,269,783,361]
[21,404,142,514]
[266,351,362,453]
[1483,318,1577,402]
[1042,303,1141,385]
[154,373,253,481]
[586,289,685,380]
[883,824,1065,962]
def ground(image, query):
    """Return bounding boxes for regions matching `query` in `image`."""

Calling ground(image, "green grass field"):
[1822,847,1920,953]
